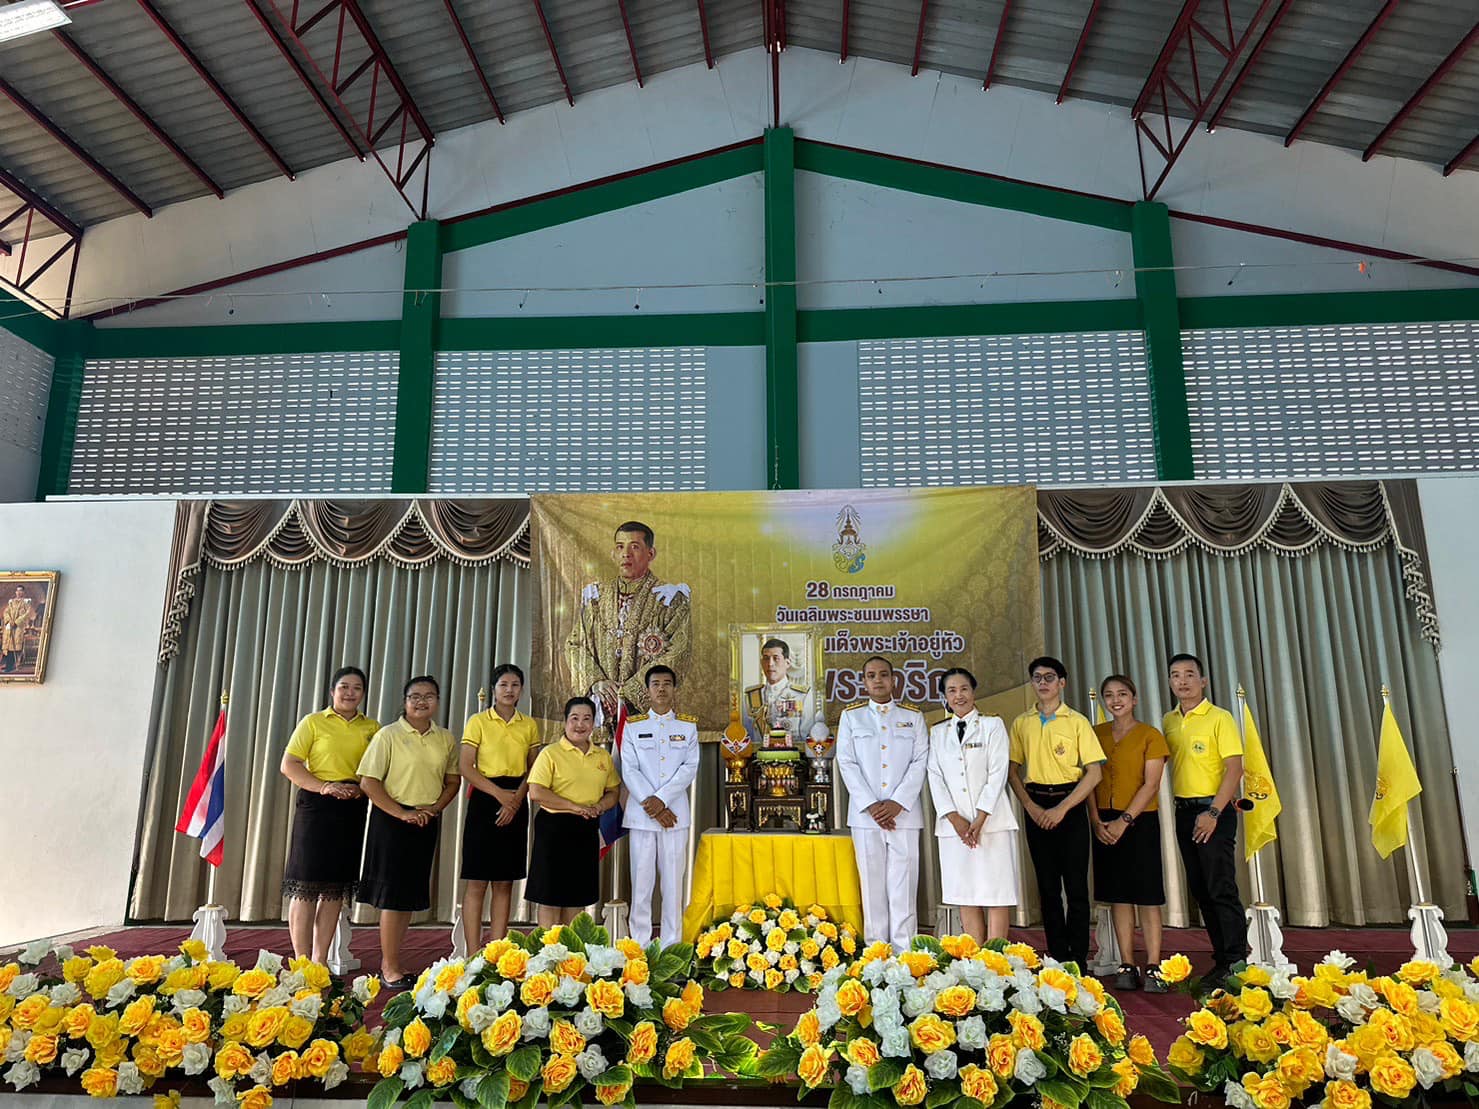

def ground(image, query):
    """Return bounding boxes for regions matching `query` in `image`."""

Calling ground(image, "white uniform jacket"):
[926,711,1017,838]
[620,710,700,831]
[836,700,929,830]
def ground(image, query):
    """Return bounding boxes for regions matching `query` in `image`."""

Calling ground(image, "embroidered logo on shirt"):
[1055,743,1067,756]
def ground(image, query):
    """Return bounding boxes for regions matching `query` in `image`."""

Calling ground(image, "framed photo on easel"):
[0,571,59,684]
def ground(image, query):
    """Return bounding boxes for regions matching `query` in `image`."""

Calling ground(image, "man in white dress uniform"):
[835,656,930,951]
[621,665,701,945]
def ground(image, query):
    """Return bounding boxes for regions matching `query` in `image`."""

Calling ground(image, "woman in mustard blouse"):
[279,665,379,963]
[525,696,620,928]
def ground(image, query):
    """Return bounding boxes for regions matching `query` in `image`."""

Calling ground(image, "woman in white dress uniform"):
[927,667,1019,942]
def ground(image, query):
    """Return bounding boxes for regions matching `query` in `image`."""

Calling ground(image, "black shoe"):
[1144,967,1170,994]
[1200,964,1233,993]
[1114,963,1142,991]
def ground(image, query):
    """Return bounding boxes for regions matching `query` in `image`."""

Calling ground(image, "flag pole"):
[1239,684,1292,970]
[1383,685,1430,906]
[450,684,490,959]
[188,690,229,962]
[205,689,227,909]
[1085,687,1120,977]
[1384,684,1449,965]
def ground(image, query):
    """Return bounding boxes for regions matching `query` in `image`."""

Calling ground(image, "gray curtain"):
[1042,542,1464,927]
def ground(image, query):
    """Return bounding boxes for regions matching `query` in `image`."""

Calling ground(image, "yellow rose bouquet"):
[694,895,858,994]
[758,935,1179,1109]
[1163,951,1479,1109]
[0,938,376,1108]
[365,913,757,1109]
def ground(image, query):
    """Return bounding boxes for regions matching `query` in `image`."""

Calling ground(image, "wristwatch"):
[1207,805,1223,820]
[1119,811,1135,826]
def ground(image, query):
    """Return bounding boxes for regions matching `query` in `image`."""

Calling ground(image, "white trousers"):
[851,825,921,952]
[628,827,688,946]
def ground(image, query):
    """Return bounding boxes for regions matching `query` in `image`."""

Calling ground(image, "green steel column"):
[392,219,443,493]
[34,318,92,500]
[764,127,799,490]
[1131,201,1194,480]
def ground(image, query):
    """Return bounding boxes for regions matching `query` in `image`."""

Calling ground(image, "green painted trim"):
[0,289,61,354]
[393,220,442,494]
[440,312,764,350]
[441,142,764,255]
[798,298,1140,342]
[35,318,91,499]
[794,140,1134,232]
[764,128,799,491]
[88,320,401,359]
[1179,287,1479,330]
[1131,202,1193,481]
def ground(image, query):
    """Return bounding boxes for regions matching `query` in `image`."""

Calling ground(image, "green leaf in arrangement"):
[867,1058,906,1092]
[654,950,692,982]
[607,1018,633,1038]
[558,925,584,953]
[1083,1088,1128,1109]
[710,977,730,992]
[758,1041,803,1078]
[367,1076,405,1109]
[430,1024,462,1063]
[957,1098,987,1109]
[1035,1078,1085,1108]
[909,935,946,959]
[601,1065,633,1088]
[477,1069,510,1109]
[403,1089,435,1109]
[548,1078,585,1107]
[380,992,417,1027]
[450,1088,477,1109]
[988,1082,1016,1109]
[506,1045,543,1083]
[926,1079,962,1108]
[510,1078,541,1109]
[829,1084,858,1109]
[572,912,607,946]
[1132,1065,1182,1104]
[469,1038,493,1069]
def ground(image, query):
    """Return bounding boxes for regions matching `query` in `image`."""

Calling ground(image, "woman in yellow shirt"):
[278,665,379,963]
[355,675,460,987]
[525,696,620,928]
[459,663,540,951]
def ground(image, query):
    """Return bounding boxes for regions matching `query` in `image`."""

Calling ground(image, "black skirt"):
[282,786,368,902]
[1092,809,1165,906]
[356,805,441,912]
[525,808,599,908]
[460,779,530,882]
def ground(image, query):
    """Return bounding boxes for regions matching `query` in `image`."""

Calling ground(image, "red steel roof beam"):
[910,0,928,76]
[695,0,713,67]
[1056,0,1104,103]
[616,0,644,86]
[54,29,225,199]
[337,0,434,138]
[0,166,82,237]
[839,0,849,61]
[1285,0,1400,147]
[1205,0,1293,131]
[1363,21,1478,161]
[530,0,575,106]
[135,0,297,179]
[1444,132,1479,176]
[440,0,504,122]
[983,0,1012,88]
[241,0,363,159]
[0,75,152,216]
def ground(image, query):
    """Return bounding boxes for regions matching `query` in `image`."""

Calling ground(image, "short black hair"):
[615,521,655,547]
[1168,653,1205,676]
[761,637,790,659]
[645,665,678,687]
[862,655,893,673]
[563,696,598,718]
[941,666,978,690]
[1100,673,1138,698]
[491,662,525,686]
[329,666,367,695]
[1028,656,1067,680]
[403,675,440,698]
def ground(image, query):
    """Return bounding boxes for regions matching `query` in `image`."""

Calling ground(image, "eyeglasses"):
[1030,673,1060,684]
[406,693,438,703]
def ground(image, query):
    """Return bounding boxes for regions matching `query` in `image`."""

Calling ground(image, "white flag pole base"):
[450,907,468,959]
[326,905,359,976]
[1245,902,1294,972]
[603,900,630,943]
[189,905,228,962]
[935,904,962,941]
[1088,905,1122,976]
[1409,903,1452,967]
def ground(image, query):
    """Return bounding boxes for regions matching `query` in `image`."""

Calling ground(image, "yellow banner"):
[530,488,1042,734]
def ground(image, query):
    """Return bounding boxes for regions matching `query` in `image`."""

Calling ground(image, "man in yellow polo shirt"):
[1162,652,1246,985]
[1006,655,1104,967]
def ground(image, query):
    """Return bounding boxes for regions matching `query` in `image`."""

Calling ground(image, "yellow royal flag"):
[1369,703,1423,859]
[1240,702,1281,860]
[1091,693,1107,725]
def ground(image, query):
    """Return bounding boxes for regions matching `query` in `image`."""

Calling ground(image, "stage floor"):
[79,922,1479,1058]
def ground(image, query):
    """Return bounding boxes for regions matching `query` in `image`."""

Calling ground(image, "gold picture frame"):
[728,623,827,747]
[0,571,59,684]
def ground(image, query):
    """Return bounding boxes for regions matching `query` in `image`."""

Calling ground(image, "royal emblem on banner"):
[1374,775,1389,802]
[1244,771,1274,803]
[832,504,867,574]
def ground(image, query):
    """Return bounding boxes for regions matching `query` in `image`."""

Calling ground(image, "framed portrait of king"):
[0,571,59,684]
[729,624,824,749]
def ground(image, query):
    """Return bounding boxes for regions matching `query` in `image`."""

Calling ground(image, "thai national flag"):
[176,706,227,867]
[598,702,628,858]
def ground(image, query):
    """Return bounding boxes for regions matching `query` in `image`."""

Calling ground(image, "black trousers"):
[1023,783,1091,966]
[1174,800,1247,968]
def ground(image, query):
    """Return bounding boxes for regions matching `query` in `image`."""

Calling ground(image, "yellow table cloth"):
[681,829,863,942]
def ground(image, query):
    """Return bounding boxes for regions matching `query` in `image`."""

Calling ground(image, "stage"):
[71,920,1479,1060]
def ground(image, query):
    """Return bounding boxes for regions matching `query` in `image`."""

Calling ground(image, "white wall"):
[45,46,1477,322]
[0,499,176,946]
[1418,475,1479,873]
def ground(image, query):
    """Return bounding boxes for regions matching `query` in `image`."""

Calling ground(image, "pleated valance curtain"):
[133,483,1457,927]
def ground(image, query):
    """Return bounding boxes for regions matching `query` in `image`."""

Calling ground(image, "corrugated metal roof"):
[0,0,1474,235]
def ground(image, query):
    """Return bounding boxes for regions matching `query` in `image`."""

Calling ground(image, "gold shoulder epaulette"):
[676,712,698,723]
[899,702,920,713]
[842,701,868,712]
[627,712,650,724]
